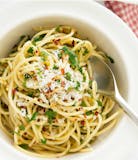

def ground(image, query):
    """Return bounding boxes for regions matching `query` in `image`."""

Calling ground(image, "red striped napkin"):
[104,1,138,38]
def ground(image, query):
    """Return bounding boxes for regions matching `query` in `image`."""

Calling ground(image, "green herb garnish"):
[89,80,93,87]
[41,138,47,144]
[40,51,48,61]
[53,64,59,70]
[56,79,61,83]
[86,111,93,116]
[75,81,80,90]
[32,34,45,45]
[24,73,32,80]
[37,68,43,78]
[83,75,86,82]
[58,53,62,59]
[65,72,71,81]
[83,48,89,55]
[20,35,26,40]
[27,47,34,54]
[97,100,102,107]
[105,54,114,63]
[19,125,25,131]
[78,66,83,74]
[23,81,26,88]
[72,102,76,106]
[80,100,87,107]
[45,109,57,124]
[27,47,34,57]
[27,112,38,122]
[19,144,28,150]
[80,139,83,144]
[62,46,78,68]
[27,92,34,97]
[14,131,20,136]
[86,89,93,97]
[55,25,61,32]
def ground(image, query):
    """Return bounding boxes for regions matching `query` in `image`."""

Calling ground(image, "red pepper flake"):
[45,88,52,97]
[71,96,75,100]
[12,89,16,96]
[33,76,37,80]
[81,120,85,126]
[21,106,26,109]
[38,98,43,103]
[52,77,54,80]
[35,50,39,56]
[45,65,49,70]
[78,108,81,111]
[61,81,65,87]
[53,39,60,45]
[53,119,58,123]
[72,40,75,47]
[37,118,40,122]
[63,99,67,102]
[47,83,51,87]
[61,68,65,75]
[42,127,47,131]
[95,111,99,116]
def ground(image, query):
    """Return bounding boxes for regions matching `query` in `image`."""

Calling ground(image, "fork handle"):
[115,93,138,126]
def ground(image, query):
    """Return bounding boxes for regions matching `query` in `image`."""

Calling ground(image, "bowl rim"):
[0,1,138,160]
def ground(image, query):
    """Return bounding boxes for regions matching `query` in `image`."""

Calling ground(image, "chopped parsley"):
[20,35,26,40]
[27,92,34,97]
[40,51,48,61]
[58,52,62,59]
[89,80,93,87]
[55,25,61,32]
[83,48,89,56]
[97,100,102,107]
[87,89,93,97]
[23,73,32,88]
[27,47,34,57]
[24,73,32,80]
[75,81,80,90]
[19,144,28,150]
[72,102,76,106]
[14,131,20,136]
[78,66,83,74]
[27,112,38,122]
[53,64,59,70]
[105,54,114,63]
[37,68,43,78]
[32,34,45,45]
[62,46,78,69]
[86,111,93,116]
[83,75,86,82]
[19,125,25,131]
[45,109,57,124]
[65,72,71,81]
[11,35,29,53]
[80,139,83,144]
[27,47,34,53]
[41,138,47,144]
[78,66,86,82]
[23,81,26,88]
[56,79,61,83]
[80,100,87,107]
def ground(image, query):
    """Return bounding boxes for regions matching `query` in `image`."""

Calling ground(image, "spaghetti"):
[0,26,121,157]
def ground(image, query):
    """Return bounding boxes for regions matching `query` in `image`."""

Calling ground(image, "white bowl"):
[0,1,138,160]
